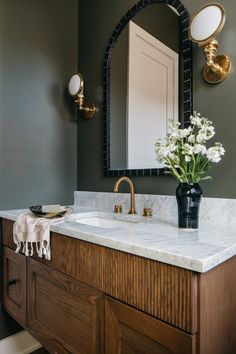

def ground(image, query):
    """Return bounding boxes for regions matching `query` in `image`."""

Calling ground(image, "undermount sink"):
[75,216,136,229]
[69,212,140,229]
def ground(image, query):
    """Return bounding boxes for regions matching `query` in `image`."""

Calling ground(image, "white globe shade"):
[190,4,224,43]
[68,73,82,96]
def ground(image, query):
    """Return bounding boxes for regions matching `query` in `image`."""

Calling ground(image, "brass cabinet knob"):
[114,205,123,213]
[143,208,153,217]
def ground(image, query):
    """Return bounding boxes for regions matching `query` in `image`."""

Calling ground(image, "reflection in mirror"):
[111,5,179,170]
[104,0,192,176]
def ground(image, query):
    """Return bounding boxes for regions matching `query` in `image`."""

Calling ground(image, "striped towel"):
[13,213,64,260]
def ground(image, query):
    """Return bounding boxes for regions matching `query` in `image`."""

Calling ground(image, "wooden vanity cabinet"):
[27,258,104,354]
[2,218,236,354]
[105,297,195,354]
[2,247,27,326]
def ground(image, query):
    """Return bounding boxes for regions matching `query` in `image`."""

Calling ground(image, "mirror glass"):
[104,1,192,176]
[190,4,224,43]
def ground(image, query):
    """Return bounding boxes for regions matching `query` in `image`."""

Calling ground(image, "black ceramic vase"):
[176,183,202,229]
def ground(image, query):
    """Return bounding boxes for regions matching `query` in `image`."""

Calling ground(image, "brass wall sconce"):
[68,73,97,119]
[189,3,231,84]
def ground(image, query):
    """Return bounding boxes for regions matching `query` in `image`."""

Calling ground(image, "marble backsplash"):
[74,191,236,224]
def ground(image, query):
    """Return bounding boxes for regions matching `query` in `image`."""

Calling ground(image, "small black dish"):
[29,206,71,219]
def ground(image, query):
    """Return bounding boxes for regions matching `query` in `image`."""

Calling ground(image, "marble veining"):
[74,191,236,224]
[1,198,236,273]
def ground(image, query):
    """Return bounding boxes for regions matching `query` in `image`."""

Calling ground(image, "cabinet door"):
[2,247,27,326]
[105,297,196,354]
[27,258,104,354]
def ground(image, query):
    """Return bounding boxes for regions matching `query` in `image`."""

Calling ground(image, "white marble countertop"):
[1,205,236,273]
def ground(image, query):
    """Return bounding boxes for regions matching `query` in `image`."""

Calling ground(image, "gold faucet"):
[113,176,137,215]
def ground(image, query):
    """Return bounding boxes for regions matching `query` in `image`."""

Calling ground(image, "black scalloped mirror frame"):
[103,0,193,177]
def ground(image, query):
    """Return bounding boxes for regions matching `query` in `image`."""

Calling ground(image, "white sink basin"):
[74,216,136,229]
[69,212,139,229]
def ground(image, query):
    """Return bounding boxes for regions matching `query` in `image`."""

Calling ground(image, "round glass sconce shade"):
[68,73,83,96]
[189,4,225,43]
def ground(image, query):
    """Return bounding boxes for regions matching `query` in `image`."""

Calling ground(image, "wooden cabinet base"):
[2,247,27,326]
[105,297,196,354]
[27,258,104,354]
[2,219,236,354]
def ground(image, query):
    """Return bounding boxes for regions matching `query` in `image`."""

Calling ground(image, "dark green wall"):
[0,0,78,340]
[77,0,236,198]
[0,0,78,210]
[133,4,179,53]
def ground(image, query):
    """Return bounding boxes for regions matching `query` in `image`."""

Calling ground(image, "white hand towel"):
[13,212,64,260]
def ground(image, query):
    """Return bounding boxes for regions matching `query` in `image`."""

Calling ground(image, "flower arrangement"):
[155,112,225,183]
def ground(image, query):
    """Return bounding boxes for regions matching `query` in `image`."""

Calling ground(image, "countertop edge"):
[1,210,236,274]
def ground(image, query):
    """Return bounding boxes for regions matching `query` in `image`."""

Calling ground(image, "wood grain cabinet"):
[2,246,27,326]
[27,258,104,354]
[105,297,196,354]
[2,219,236,354]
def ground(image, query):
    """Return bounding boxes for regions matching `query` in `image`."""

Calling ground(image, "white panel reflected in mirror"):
[127,21,178,169]
[110,4,180,171]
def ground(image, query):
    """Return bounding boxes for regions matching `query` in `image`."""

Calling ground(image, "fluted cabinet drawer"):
[1,219,197,333]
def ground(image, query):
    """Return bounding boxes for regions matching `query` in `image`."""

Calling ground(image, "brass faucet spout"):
[113,176,137,215]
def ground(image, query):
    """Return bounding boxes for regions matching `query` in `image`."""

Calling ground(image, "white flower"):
[206,143,225,163]
[185,155,192,162]
[183,143,194,155]
[206,148,221,163]
[215,142,225,155]
[190,112,203,128]
[154,113,225,183]
[155,142,178,163]
[200,126,215,140]
[193,144,206,155]
[188,134,195,143]
[196,133,205,144]
[178,129,190,139]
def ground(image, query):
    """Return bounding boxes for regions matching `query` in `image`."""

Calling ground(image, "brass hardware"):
[114,205,123,213]
[203,41,231,83]
[113,176,137,215]
[143,208,153,217]
[189,3,231,84]
[68,73,98,119]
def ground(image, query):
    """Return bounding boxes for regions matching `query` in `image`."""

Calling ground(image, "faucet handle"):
[143,208,153,217]
[114,205,123,213]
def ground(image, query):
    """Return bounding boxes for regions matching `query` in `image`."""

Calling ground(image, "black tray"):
[29,206,70,219]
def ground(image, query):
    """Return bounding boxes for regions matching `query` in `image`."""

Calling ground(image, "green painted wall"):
[0,0,78,210]
[77,0,236,198]
[0,0,78,340]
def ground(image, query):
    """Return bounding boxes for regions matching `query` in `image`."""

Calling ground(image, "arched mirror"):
[103,0,192,177]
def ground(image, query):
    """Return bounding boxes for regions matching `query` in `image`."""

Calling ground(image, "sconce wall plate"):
[68,73,97,119]
[189,3,231,84]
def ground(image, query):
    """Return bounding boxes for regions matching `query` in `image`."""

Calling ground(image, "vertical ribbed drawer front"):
[102,248,198,334]
[2,247,27,326]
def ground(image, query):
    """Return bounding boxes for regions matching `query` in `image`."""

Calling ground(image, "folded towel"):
[13,212,65,260]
